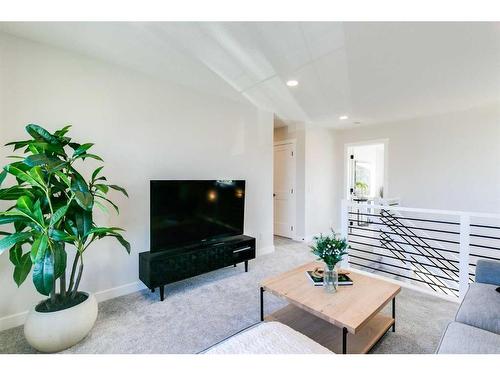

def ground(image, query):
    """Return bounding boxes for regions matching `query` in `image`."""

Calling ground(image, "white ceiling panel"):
[299,22,346,59]
[0,22,498,127]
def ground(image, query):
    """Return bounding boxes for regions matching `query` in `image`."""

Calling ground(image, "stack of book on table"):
[306,267,353,286]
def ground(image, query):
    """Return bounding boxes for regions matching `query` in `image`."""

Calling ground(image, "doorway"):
[273,141,296,239]
[346,141,388,201]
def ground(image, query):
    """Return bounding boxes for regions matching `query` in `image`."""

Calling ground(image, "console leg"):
[245,260,248,272]
[160,285,165,301]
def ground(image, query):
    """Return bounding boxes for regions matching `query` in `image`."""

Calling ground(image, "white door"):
[273,143,296,238]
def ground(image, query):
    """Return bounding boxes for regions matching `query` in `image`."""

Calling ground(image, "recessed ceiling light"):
[339,115,349,120]
[286,80,299,87]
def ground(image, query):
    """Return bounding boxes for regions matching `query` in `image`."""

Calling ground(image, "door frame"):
[344,138,389,200]
[273,139,297,239]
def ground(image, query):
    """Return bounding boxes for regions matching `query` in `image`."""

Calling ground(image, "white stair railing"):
[341,199,500,300]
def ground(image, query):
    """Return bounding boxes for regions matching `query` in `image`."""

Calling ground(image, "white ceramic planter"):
[24,292,98,353]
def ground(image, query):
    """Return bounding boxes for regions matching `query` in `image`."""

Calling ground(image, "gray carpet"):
[0,237,458,354]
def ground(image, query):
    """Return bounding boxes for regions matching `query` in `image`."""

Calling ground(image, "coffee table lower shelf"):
[265,304,394,354]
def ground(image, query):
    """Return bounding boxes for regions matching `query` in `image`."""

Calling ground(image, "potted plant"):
[354,181,369,198]
[0,124,130,352]
[310,231,348,293]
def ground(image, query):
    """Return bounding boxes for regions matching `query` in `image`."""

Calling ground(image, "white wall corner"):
[257,245,275,256]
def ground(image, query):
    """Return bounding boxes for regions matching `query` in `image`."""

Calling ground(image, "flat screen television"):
[150,180,245,252]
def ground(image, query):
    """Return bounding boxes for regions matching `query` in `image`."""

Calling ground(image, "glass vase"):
[323,263,338,293]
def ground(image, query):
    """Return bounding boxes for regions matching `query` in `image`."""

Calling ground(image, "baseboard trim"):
[0,310,29,332]
[94,281,145,303]
[0,281,147,332]
[257,245,275,256]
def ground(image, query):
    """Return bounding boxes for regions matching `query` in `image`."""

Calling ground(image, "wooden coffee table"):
[259,261,401,354]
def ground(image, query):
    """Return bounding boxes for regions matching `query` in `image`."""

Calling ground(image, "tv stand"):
[139,235,256,301]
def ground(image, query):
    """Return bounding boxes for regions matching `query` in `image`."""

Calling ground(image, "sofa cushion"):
[203,322,333,354]
[456,282,500,334]
[476,259,500,286]
[437,322,500,354]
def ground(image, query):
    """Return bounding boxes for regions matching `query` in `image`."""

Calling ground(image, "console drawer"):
[231,245,255,263]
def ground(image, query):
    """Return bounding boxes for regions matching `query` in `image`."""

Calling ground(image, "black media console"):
[139,235,256,301]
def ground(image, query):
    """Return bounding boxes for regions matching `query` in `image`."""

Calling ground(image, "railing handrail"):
[348,200,500,220]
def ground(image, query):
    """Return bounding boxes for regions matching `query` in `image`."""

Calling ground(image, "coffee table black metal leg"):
[392,297,396,332]
[342,327,348,354]
[260,287,264,321]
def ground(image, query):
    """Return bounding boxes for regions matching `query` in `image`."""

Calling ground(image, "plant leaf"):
[13,253,32,287]
[30,235,48,263]
[107,184,128,197]
[4,164,42,188]
[23,154,60,168]
[30,142,65,155]
[54,171,71,187]
[74,153,103,162]
[54,125,72,137]
[33,250,54,296]
[0,231,33,255]
[71,172,93,211]
[94,200,109,215]
[91,166,104,181]
[48,228,75,242]
[94,184,109,194]
[96,194,119,214]
[5,140,30,151]
[17,195,34,214]
[27,166,46,188]
[9,244,23,266]
[32,200,44,224]
[0,186,35,201]
[73,143,94,158]
[0,170,7,187]
[49,205,68,227]
[74,191,93,211]
[0,214,27,225]
[110,233,131,254]
[25,124,59,145]
[53,242,67,280]
[73,209,92,239]
[87,226,124,236]
[0,209,42,228]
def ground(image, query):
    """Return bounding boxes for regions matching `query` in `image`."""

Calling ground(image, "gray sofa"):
[437,259,500,354]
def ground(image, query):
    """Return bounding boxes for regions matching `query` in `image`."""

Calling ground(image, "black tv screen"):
[150,180,245,252]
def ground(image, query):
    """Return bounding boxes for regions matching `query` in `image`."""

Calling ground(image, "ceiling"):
[1,22,499,127]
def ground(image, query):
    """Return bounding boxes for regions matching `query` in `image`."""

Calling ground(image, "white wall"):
[0,32,274,329]
[305,127,337,238]
[332,103,500,226]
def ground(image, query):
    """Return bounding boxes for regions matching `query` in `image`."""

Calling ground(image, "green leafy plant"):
[0,124,130,312]
[355,181,369,196]
[310,231,348,269]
